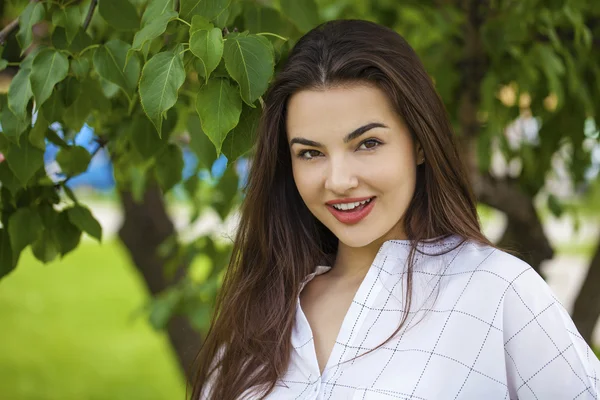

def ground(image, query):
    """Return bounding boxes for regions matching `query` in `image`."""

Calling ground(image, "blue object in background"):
[67,125,115,190]
[44,124,115,191]
[44,124,249,194]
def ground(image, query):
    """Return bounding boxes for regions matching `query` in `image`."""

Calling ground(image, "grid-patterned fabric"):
[254,235,600,399]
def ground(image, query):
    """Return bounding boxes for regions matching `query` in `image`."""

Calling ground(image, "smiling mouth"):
[326,197,376,224]
[330,197,374,212]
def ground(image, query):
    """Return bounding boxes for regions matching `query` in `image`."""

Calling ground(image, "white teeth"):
[332,198,372,211]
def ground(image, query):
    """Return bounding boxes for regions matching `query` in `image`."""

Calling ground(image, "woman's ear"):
[415,142,425,165]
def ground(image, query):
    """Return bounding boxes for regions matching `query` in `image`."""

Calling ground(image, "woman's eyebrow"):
[289,122,388,147]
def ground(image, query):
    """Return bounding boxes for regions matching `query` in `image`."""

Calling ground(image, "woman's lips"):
[326,197,376,224]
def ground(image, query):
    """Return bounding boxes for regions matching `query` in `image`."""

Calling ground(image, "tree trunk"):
[456,0,554,274]
[571,236,600,345]
[473,175,554,275]
[118,184,201,379]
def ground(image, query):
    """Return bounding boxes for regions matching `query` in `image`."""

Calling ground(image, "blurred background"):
[0,0,599,399]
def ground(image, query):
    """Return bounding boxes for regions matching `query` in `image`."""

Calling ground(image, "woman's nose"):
[324,157,359,194]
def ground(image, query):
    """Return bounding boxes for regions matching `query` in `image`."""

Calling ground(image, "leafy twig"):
[83,0,98,31]
[79,43,100,56]
[176,18,191,27]
[256,32,287,41]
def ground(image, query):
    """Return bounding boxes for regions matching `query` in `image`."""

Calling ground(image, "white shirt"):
[258,235,600,399]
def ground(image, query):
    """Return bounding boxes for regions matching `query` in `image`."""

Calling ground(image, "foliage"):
[0,0,309,275]
[0,0,318,334]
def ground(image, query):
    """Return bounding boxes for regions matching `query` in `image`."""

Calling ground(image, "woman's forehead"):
[285,84,399,139]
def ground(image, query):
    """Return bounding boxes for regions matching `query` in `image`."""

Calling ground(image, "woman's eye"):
[358,139,382,150]
[298,149,322,160]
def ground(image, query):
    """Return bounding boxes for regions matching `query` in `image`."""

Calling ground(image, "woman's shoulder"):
[437,239,555,315]
[442,239,600,396]
[447,238,536,284]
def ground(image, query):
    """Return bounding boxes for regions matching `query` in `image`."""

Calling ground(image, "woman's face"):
[286,83,423,248]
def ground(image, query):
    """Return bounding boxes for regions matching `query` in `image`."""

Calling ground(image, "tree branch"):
[473,172,554,273]
[83,0,98,31]
[0,0,41,46]
[0,17,19,46]
[572,234,600,345]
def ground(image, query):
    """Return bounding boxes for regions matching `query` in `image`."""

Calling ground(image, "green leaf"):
[0,229,17,279]
[223,34,274,105]
[130,10,178,60]
[141,0,175,26]
[213,6,230,28]
[8,206,43,255]
[29,113,48,150]
[130,112,168,158]
[62,89,92,131]
[20,47,41,70]
[0,162,22,195]
[139,51,186,137]
[63,185,78,204]
[149,290,181,329]
[46,128,68,149]
[41,88,65,123]
[57,146,92,176]
[71,57,90,80]
[98,0,140,31]
[30,48,69,108]
[155,144,183,192]
[547,194,564,218]
[16,2,46,53]
[93,40,141,100]
[38,203,59,228]
[243,4,290,36]
[190,27,224,82]
[53,28,93,54]
[0,132,8,153]
[280,0,319,32]
[195,78,242,155]
[52,6,83,44]
[61,76,82,108]
[0,59,7,72]
[67,205,102,242]
[190,15,213,35]
[7,66,33,118]
[0,108,30,141]
[5,134,45,185]
[100,77,120,98]
[180,0,230,22]
[31,229,59,264]
[221,104,260,163]
[187,114,217,169]
[53,212,82,257]
[477,131,492,173]
[212,165,238,219]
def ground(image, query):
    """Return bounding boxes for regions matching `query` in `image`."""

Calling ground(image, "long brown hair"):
[190,19,493,399]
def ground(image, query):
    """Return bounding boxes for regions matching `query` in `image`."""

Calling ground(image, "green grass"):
[0,241,186,400]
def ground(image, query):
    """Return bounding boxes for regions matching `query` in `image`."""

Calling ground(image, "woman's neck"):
[330,235,404,282]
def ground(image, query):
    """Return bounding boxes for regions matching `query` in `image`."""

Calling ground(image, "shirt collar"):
[300,234,464,289]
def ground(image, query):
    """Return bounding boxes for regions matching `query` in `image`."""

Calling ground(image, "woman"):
[191,19,600,399]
